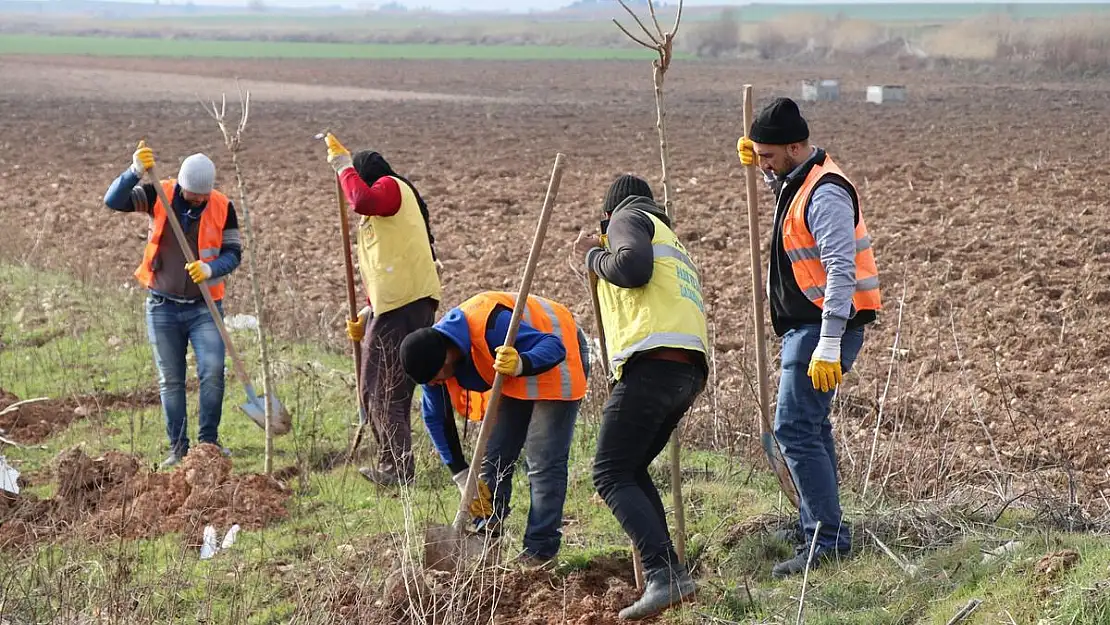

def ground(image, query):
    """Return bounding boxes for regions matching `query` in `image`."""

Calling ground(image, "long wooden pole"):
[337,175,370,463]
[453,153,567,533]
[742,84,800,509]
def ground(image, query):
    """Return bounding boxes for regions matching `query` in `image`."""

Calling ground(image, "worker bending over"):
[399,291,589,569]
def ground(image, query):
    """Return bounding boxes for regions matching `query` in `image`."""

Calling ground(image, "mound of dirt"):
[0,387,166,444]
[0,444,289,550]
[371,555,641,625]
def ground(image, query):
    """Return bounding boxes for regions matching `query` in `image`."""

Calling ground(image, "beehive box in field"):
[801,79,840,102]
[867,85,907,104]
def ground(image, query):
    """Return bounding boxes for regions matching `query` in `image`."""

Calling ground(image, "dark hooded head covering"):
[602,174,654,214]
[352,150,438,260]
[749,97,810,146]
[399,327,449,385]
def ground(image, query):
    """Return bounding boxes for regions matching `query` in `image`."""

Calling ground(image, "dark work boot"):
[771,546,850,579]
[618,566,696,620]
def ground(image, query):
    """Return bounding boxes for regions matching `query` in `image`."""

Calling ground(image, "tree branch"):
[615,0,662,46]
[671,0,685,40]
[646,0,665,42]
[612,18,658,50]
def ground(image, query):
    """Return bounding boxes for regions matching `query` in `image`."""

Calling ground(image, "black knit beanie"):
[399,328,449,385]
[749,97,810,145]
[602,174,654,214]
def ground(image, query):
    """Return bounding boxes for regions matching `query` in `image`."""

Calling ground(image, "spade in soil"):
[421,153,565,574]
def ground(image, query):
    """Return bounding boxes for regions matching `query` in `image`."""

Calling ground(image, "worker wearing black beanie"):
[749,97,810,146]
[735,96,883,582]
[572,173,709,620]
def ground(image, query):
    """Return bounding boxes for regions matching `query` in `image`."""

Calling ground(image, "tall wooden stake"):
[742,84,800,509]
[612,0,689,564]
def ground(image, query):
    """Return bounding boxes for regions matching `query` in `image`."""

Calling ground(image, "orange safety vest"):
[458,291,588,402]
[133,179,230,301]
[445,378,490,422]
[781,156,881,313]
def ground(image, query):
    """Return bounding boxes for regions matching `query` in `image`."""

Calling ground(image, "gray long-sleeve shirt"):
[780,147,858,339]
[808,183,857,339]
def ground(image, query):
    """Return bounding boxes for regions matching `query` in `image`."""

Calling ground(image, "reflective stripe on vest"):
[457,291,588,402]
[782,156,882,313]
[596,210,709,382]
[356,177,442,315]
[133,179,229,301]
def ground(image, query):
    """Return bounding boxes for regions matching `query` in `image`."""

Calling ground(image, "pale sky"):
[13,0,1094,12]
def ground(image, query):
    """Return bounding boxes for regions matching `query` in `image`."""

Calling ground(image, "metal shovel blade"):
[422,523,502,574]
[241,386,292,436]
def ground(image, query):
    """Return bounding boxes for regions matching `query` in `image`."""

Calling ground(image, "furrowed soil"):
[2,51,1109,529]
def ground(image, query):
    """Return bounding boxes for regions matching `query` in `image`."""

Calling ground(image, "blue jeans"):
[145,294,226,455]
[774,324,865,556]
[479,329,590,560]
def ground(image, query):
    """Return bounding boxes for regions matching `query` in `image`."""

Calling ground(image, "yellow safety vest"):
[356,177,442,314]
[596,210,709,381]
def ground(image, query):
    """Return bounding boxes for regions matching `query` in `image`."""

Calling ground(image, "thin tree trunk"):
[230,155,275,474]
[653,63,672,219]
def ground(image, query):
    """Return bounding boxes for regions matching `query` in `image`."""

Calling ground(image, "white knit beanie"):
[178,154,216,194]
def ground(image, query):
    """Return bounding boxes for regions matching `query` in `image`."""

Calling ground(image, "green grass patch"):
[1,261,1109,623]
[0,33,667,61]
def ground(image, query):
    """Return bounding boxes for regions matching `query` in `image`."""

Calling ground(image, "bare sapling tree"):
[199,85,277,474]
[612,0,689,564]
[612,0,683,219]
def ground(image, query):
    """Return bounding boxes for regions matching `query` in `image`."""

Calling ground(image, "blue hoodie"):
[421,303,566,474]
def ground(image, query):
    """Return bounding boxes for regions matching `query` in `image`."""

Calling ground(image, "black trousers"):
[592,357,706,576]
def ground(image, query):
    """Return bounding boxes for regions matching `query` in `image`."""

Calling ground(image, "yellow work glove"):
[469,480,494,518]
[131,140,155,178]
[185,261,212,284]
[736,136,756,167]
[325,132,353,173]
[452,469,494,519]
[346,306,369,342]
[807,336,843,393]
[493,345,523,376]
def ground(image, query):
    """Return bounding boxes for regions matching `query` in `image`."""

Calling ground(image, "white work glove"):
[452,469,470,495]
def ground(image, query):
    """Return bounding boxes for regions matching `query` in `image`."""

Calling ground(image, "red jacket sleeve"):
[339,169,402,217]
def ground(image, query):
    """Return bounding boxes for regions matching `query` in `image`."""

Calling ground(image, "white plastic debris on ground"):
[0,455,20,494]
[224,314,259,332]
[200,523,242,560]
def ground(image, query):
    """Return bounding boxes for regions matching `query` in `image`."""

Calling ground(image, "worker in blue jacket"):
[400,291,590,570]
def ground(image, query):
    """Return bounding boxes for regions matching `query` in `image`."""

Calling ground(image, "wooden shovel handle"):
[453,152,567,531]
[335,176,366,406]
[146,161,255,392]
[742,85,801,510]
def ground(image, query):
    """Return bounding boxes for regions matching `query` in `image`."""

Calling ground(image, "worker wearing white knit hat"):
[178,153,216,195]
[103,142,243,469]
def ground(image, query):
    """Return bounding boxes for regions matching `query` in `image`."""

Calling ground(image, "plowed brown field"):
[3,54,1109,512]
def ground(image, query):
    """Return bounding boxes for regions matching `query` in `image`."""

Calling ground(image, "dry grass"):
[679,9,1110,73]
